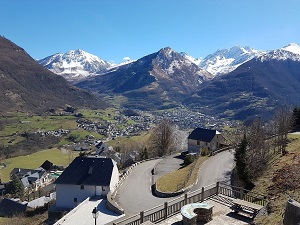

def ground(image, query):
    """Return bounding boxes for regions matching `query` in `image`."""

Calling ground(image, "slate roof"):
[54,157,115,186]
[40,160,53,171]
[188,128,219,142]
[95,141,109,155]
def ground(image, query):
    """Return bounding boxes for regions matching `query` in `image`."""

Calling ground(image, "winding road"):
[115,150,235,216]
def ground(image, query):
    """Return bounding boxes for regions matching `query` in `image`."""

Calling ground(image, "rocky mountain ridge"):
[77,47,212,110]
[0,37,106,114]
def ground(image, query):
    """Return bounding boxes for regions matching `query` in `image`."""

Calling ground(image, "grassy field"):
[0,115,77,137]
[106,131,151,149]
[252,133,300,225]
[0,148,79,182]
[156,156,208,192]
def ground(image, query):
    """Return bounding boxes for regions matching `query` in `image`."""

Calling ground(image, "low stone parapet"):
[181,203,214,225]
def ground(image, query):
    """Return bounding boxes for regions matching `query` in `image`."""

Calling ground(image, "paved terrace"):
[157,196,253,225]
[54,197,124,225]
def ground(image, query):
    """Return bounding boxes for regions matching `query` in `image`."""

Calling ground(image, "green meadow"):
[0,148,79,182]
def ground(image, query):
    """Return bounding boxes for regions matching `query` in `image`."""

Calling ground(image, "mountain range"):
[0,36,106,114]
[2,35,300,120]
[185,44,300,120]
[77,47,212,110]
[38,45,267,81]
[71,43,300,119]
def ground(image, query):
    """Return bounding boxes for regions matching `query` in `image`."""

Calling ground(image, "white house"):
[54,156,119,209]
[188,128,226,154]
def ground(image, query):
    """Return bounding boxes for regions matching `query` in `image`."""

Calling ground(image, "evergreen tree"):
[234,134,249,183]
[292,107,300,131]
[8,175,24,198]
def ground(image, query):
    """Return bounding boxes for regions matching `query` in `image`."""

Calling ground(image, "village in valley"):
[0,107,236,223]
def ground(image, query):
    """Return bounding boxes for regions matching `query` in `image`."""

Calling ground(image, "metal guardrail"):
[113,182,268,225]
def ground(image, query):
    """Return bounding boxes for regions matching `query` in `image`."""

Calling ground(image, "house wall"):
[188,134,226,153]
[110,164,119,191]
[55,184,109,209]
[188,139,201,153]
[210,134,226,151]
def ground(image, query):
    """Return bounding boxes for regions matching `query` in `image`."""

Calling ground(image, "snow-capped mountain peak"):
[258,43,300,62]
[154,47,212,81]
[198,45,266,76]
[281,43,300,55]
[38,49,112,82]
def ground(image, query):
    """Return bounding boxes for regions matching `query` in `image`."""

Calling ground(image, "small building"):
[0,198,27,217]
[95,141,109,155]
[54,156,119,209]
[188,128,226,154]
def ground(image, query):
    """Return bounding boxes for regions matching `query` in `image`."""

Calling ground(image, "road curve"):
[191,150,235,191]
[116,150,235,215]
[115,159,174,215]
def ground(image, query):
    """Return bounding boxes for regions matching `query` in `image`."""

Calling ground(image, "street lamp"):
[92,207,99,225]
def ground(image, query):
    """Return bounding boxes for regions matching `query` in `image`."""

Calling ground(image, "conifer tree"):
[8,175,24,198]
[234,134,249,183]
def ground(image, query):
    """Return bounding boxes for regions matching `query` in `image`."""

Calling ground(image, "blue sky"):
[1,0,300,63]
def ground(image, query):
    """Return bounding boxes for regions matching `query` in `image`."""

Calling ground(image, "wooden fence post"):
[140,211,144,224]
[201,187,205,202]
[164,202,168,220]
[216,182,219,195]
[240,187,244,200]
[184,193,188,204]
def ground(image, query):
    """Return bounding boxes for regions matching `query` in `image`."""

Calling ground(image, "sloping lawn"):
[0,148,79,182]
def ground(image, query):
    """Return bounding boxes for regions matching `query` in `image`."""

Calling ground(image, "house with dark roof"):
[188,128,226,154]
[54,156,119,209]
[95,141,109,155]
[0,198,27,217]
[10,167,51,192]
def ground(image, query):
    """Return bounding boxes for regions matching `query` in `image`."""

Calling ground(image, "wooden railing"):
[218,183,268,206]
[112,182,267,225]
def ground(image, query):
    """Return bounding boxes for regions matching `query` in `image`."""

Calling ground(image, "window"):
[80,185,84,190]
[197,140,200,145]
[74,198,77,202]
[205,142,208,146]
[102,186,105,191]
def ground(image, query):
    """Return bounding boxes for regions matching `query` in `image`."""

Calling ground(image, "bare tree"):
[245,118,272,181]
[273,107,292,155]
[149,120,177,157]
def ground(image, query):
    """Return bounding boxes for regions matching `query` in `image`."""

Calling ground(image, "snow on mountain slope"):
[180,52,202,66]
[38,49,112,82]
[281,43,300,55]
[198,46,266,76]
[155,47,212,82]
[258,43,300,62]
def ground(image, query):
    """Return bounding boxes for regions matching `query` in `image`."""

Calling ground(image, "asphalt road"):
[115,150,235,216]
[191,150,235,191]
[115,159,175,215]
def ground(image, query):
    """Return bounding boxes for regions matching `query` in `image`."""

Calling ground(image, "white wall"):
[210,134,226,151]
[56,184,103,209]
[109,163,119,192]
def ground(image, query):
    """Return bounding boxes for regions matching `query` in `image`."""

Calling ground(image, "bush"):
[201,148,210,156]
[184,154,195,165]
